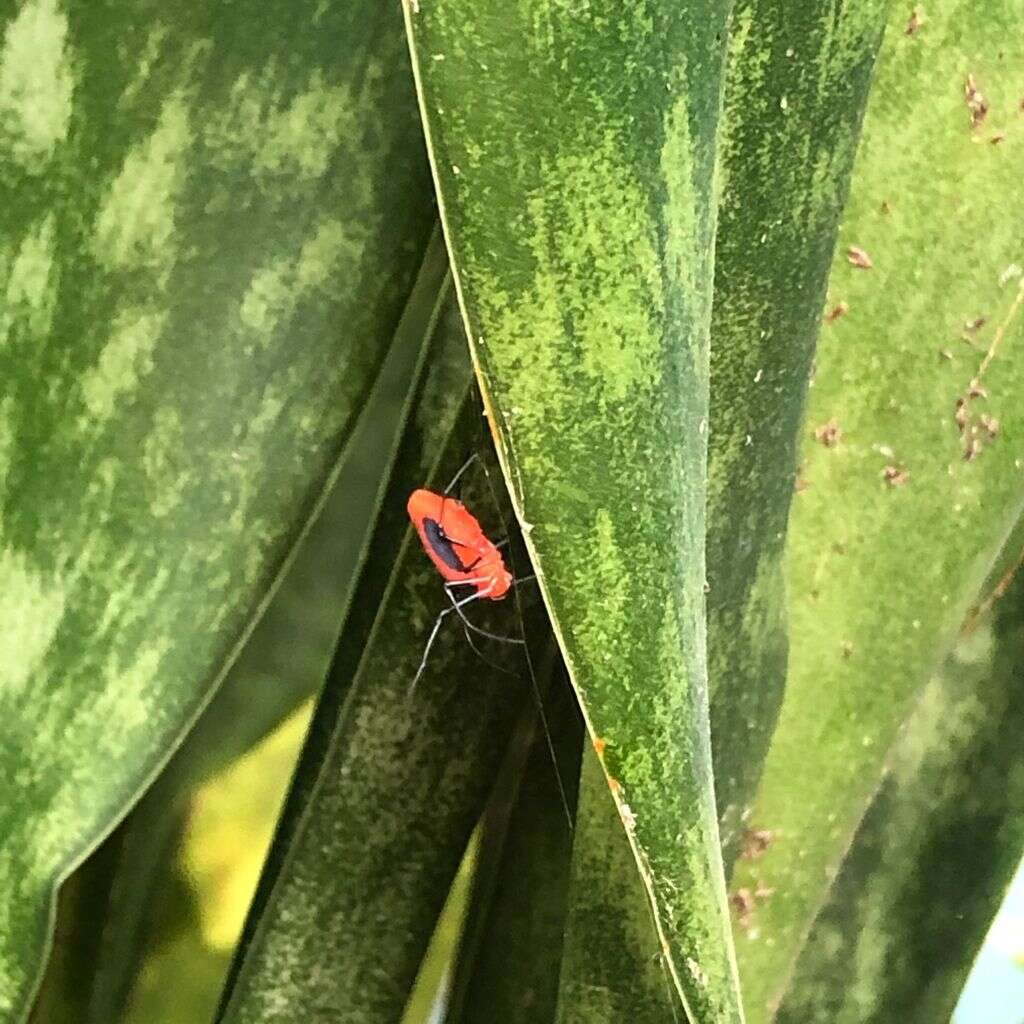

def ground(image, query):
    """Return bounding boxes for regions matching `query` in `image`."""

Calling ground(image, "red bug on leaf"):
[406,456,524,693]
[408,456,575,829]
[406,489,512,599]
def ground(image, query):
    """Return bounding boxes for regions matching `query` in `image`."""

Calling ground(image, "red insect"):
[406,457,523,692]
[406,489,512,599]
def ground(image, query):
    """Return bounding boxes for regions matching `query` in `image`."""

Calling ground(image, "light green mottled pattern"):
[707,0,889,865]
[776,573,1024,1024]
[404,2,742,1020]
[0,0,73,170]
[731,1,1024,1018]
[0,0,433,1018]
[26,236,452,1024]
[1,214,58,346]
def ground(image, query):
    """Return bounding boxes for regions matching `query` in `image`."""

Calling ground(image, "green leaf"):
[447,676,583,1024]
[216,288,465,1007]
[556,750,679,1023]
[776,568,1024,1023]
[26,806,185,1024]
[403,2,742,1020]
[26,228,452,1024]
[217,313,552,1023]
[707,0,889,862]
[731,1,1024,1016]
[0,0,433,1016]
[25,801,185,1024]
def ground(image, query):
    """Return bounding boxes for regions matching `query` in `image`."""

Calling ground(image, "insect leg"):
[408,587,489,698]
[444,583,526,646]
[453,614,520,679]
[407,606,454,698]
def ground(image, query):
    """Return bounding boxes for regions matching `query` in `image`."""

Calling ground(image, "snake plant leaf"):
[556,749,680,1024]
[447,675,583,1024]
[26,229,452,1024]
[731,1,1024,1017]
[775,567,1024,1024]
[25,807,185,1024]
[0,0,433,1017]
[217,290,466,1003]
[403,3,742,1019]
[217,312,552,1024]
[707,0,889,863]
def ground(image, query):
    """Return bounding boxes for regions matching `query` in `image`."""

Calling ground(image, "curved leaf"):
[447,675,582,1024]
[776,569,1024,1023]
[707,0,889,862]
[25,229,452,1024]
[557,749,679,1024]
[0,0,433,1017]
[403,2,742,1019]
[731,1,1024,1016]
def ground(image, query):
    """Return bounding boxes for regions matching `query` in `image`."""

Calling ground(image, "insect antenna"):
[444,452,481,495]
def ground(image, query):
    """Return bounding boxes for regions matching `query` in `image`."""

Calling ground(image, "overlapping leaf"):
[25,230,451,1024]
[447,676,582,1024]
[0,1,432,1017]
[731,1,1024,1016]
[707,0,889,862]
[404,1,742,1019]
[776,569,1024,1023]
[217,302,559,1023]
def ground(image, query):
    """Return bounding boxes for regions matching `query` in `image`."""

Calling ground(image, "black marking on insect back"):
[424,517,475,572]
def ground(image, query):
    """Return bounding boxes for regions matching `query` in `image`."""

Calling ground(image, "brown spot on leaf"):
[954,397,969,433]
[742,828,775,860]
[965,74,989,130]
[731,888,755,927]
[815,418,842,447]
[825,301,849,323]
[884,465,910,487]
[991,132,1007,145]
[964,316,987,333]
[905,8,924,34]
[847,246,873,269]
[939,348,954,361]
[980,413,1000,438]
